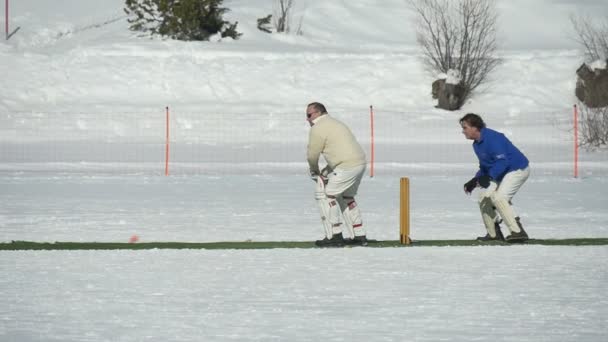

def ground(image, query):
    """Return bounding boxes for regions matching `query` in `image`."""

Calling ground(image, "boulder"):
[432,78,465,111]
[575,60,608,108]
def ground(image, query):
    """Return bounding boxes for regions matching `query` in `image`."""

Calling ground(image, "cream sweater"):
[307,114,366,174]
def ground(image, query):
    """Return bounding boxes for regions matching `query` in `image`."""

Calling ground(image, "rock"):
[432,76,466,111]
[575,59,608,108]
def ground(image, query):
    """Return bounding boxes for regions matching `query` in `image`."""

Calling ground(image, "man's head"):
[306,102,327,126]
[459,113,485,141]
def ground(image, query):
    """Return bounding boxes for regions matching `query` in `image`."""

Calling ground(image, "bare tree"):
[572,15,608,146]
[409,0,501,104]
[578,104,608,148]
[273,0,294,33]
[570,14,608,62]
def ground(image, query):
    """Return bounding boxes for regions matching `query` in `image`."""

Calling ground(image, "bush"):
[273,0,294,33]
[578,104,608,148]
[124,0,242,41]
[408,0,501,107]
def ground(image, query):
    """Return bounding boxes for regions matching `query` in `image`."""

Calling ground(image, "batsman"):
[306,102,369,247]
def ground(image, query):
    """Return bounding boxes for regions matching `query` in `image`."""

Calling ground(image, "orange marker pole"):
[5,0,8,40]
[165,106,170,176]
[369,105,375,178]
[573,104,578,178]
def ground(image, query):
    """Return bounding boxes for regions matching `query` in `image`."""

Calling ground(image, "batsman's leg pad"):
[315,179,333,238]
[336,197,354,239]
[327,196,343,235]
[478,192,499,237]
[344,198,366,237]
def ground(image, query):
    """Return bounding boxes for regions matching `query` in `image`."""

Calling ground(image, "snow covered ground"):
[1,0,607,341]
[2,247,607,342]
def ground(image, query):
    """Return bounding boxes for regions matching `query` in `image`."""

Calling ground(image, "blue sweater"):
[473,128,529,182]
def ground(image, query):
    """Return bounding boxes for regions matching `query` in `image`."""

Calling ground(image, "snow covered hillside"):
[0,0,602,113]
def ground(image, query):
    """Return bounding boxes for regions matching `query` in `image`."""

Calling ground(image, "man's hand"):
[310,172,319,181]
[310,172,328,184]
[478,175,493,188]
[463,177,478,194]
[318,174,328,184]
[320,165,332,178]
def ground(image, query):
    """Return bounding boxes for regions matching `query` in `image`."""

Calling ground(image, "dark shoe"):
[506,217,529,243]
[476,222,505,241]
[315,233,345,247]
[344,235,369,246]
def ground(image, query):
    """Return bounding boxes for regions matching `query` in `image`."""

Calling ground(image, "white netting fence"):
[1,107,604,176]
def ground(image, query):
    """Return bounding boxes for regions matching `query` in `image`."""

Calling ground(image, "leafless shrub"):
[273,0,295,33]
[570,14,608,62]
[408,0,501,103]
[578,104,608,148]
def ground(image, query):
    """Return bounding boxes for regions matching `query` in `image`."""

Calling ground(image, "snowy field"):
[1,0,608,341]
[2,247,607,342]
[2,173,608,243]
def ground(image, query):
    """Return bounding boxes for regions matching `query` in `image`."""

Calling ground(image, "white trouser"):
[324,164,366,197]
[478,167,530,235]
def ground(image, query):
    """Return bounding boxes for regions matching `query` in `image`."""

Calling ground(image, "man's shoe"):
[476,222,505,241]
[315,233,345,247]
[344,235,369,246]
[506,217,529,243]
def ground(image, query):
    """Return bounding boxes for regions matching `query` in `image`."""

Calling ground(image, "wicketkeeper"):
[460,113,530,242]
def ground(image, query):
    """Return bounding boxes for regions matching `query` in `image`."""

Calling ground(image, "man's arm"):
[307,130,324,175]
[474,167,483,178]
[486,135,509,181]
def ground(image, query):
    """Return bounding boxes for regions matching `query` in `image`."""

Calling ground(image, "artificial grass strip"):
[2,238,608,250]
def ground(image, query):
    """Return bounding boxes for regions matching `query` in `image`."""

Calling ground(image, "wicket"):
[400,177,411,244]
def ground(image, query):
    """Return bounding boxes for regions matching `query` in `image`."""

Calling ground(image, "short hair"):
[459,113,486,130]
[307,102,327,114]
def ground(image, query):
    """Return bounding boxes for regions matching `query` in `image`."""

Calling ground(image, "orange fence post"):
[574,104,578,178]
[165,106,170,176]
[5,0,8,40]
[369,105,375,178]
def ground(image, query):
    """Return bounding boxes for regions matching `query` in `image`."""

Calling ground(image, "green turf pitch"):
[2,238,607,250]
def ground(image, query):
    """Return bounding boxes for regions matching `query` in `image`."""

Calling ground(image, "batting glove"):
[463,177,478,194]
[478,175,493,188]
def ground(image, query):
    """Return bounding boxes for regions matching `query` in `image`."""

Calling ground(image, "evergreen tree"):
[257,14,272,34]
[124,0,241,41]
[124,0,163,34]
